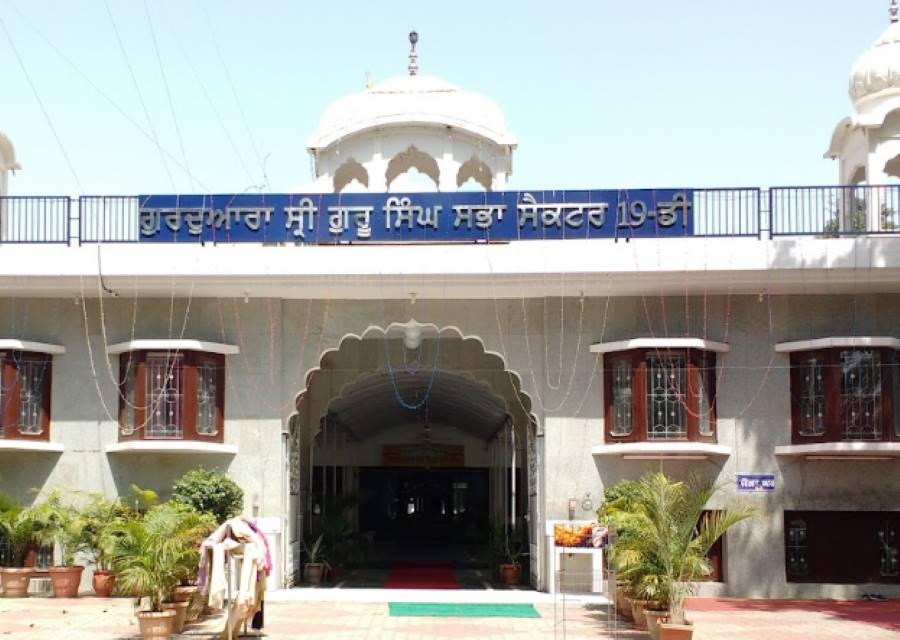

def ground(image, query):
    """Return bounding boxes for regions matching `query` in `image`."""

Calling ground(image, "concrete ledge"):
[590,338,729,354]
[774,442,900,459]
[0,339,65,355]
[775,336,900,352]
[105,441,238,455]
[592,442,731,460]
[106,339,239,355]
[0,440,64,453]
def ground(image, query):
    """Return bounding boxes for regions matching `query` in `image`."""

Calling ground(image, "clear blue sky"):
[0,0,892,195]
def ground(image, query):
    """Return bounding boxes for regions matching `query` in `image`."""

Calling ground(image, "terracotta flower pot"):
[499,563,520,585]
[645,609,669,640]
[659,621,694,640]
[136,609,176,640]
[92,570,116,597]
[618,592,633,620]
[173,585,197,603]
[0,567,33,597]
[48,566,84,598]
[628,599,652,630]
[161,600,188,633]
[305,563,324,585]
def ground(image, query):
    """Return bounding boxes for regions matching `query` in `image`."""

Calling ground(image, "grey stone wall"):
[0,293,897,596]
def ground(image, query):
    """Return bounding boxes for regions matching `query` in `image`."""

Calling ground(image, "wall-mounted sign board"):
[736,473,775,493]
[137,190,694,243]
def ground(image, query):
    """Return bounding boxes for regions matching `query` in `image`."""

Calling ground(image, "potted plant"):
[27,490,89,598]
[301,533,330,585]
[0,495,37,598]
[109,502,214,639]
[82,493,132,597]
[498,532,526,586]
[609,473,756,640]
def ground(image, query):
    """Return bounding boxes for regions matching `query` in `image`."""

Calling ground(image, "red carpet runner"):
[383,563,460,589]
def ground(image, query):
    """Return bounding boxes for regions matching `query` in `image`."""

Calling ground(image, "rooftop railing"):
[0,185,898,244]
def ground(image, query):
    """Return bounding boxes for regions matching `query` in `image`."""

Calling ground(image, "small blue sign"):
[135,189,695,243]
[736,474,775,493]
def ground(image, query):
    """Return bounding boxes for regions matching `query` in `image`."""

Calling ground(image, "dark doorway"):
[359,467,489,546]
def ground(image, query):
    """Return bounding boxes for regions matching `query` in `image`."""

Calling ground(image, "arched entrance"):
[286,322,540,589]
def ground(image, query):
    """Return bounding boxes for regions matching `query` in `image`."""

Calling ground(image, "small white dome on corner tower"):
[849,1,900,115]
[0,132,21,172]
[306,31,516,194]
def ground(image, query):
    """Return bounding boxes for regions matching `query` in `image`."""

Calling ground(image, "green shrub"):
[172,469,243,524]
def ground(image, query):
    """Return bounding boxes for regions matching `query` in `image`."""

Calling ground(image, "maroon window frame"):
[784,510,900,584]
[0,351,52,442]
[698,510,726,582]
[603,348,717,443]
[118,350,225,443]
[789,348,896,444]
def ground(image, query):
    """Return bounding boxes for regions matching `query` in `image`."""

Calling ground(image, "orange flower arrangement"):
[553,524,593,548]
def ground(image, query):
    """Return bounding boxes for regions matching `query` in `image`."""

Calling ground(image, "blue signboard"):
[736,474,775,493]
[136,190,694,243]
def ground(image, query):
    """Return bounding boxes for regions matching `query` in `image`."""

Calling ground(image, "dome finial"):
[408,31,419,76]
[892,0,899,23]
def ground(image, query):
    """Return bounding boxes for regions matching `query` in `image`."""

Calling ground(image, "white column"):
[364,156,388,192]
[866,146,889,232]
[437,155,461,192]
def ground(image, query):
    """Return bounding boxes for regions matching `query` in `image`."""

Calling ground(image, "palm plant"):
[0,500,36,568]
[81,493,133,571]
[108,502,214,611]
[608,472,756,626]
[25,489,88,566]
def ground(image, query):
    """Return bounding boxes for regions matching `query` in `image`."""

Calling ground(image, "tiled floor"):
[0,595,897,639]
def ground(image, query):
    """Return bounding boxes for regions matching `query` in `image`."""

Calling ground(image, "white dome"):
[307,74,517,150]
[849,21,900,107]
[0,132,21,171]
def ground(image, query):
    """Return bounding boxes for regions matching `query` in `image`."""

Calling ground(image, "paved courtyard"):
[0,595,897,639]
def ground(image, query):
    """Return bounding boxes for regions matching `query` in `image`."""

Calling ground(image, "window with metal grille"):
[789,348,896,443]
[117,350,225,442]
[0,350,52,441]
[610,359,633,436]
[604,348,717,443]
[146,353,183,439]
[196,360,218,435]
[647,354,687,439]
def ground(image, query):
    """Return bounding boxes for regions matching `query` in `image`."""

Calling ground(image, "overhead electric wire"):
[158,6,257,188]
[142,0,193,191]
[7,2,211,191]
[201,5,269,189]
[102,0,177,191]
[0,14,84,193]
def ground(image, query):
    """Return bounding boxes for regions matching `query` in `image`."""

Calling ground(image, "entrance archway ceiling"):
[326,370,509,441]
[291,324,536,439]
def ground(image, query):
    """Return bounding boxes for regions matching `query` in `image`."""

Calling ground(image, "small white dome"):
[849,20,900,107]
[307,74,517,150]
[0,132,21,171]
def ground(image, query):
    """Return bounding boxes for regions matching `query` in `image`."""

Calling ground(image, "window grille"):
[647,354,686,439]
[146,354,184,439]
[840,350,882,440]
[611,360,632,436]
[196,361,217,435]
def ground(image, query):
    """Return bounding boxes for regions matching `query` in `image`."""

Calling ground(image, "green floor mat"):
[388,602,540,618]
